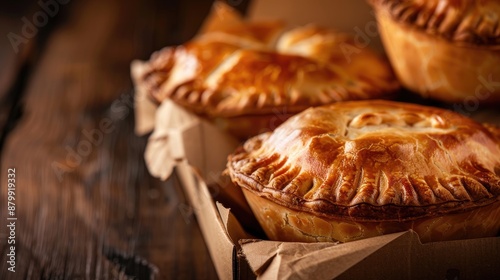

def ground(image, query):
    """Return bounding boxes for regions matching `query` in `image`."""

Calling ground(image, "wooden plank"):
[0,4,37,148]
[0,0,220,278]
[0,0,72,149]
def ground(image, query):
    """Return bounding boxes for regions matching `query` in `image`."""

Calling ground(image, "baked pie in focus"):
[132,3,399,138]
[369,0,500,103]
[227,100,500,243]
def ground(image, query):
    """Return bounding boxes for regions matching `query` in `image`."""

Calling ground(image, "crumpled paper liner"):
[239,232,404,279]
[131,60,158,136]
[143,98,239,183]
[239,231,500,280]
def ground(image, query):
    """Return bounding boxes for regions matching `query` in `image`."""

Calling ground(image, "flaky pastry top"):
[227,100,500,222]
[370,0,500,46]
[135,3,398,118]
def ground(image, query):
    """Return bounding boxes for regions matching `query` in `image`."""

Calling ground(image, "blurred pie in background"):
[370,0,500,103]
[132,2,399,139]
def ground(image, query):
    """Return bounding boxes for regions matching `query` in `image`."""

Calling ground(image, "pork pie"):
[227,100,500,242]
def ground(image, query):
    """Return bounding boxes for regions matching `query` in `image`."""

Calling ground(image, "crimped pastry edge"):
[226,100,500,222]
[229,155,500,223]
[369,0,500,48]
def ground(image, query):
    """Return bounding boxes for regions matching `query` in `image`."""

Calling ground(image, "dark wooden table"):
[0,0,249,279]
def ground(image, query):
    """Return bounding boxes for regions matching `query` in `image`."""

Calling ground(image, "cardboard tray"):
[131,1,500,279]
[175,161,500,280]
[130,94,500,279]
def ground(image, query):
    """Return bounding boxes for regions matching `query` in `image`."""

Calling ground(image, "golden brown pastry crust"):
[369,0,500,46]
[227,100,500,223]
[135,4,399,119]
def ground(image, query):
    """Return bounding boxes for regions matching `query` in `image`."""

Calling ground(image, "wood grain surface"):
[0,0,250,279]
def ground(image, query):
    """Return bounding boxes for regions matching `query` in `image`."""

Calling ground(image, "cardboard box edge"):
[175,162,255,280]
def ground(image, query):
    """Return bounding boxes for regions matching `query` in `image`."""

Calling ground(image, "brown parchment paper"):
[239,232,406,279]
[238,227,500,280]
[142,98,239,183]
[131,60,158,136]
